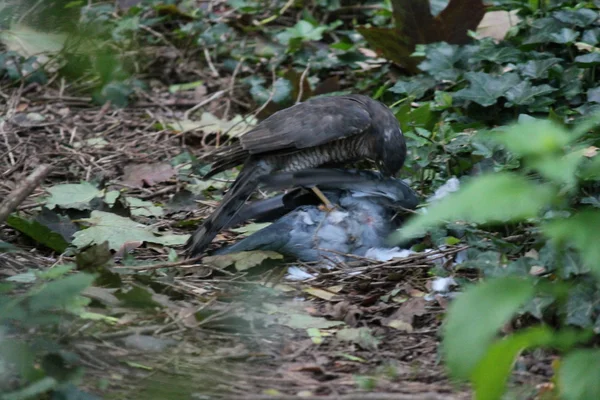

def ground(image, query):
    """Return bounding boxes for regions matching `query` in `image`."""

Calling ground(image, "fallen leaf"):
[203,250,283,271]
[476,10,521,41]
[169,112,257,138]
[584,146,599,158]
[122,163,176,188]
[229,222,272,235]
[358,0,485,71]
[304,287,338,301]
[72,211,188,250]
[385,297,427,331]
[336,327,380,350]
[0,23,66,56]
[45,182,102,210]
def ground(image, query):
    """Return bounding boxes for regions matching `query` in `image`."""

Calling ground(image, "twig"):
[253,0,295,25]
[183,89,227,120]
[204,48,220,78]
[295,62,310,104]
[112,255,204,270]
[0,164,52,223]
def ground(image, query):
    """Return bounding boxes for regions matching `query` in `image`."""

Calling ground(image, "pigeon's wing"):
[214,206,322,261]
[261,168,421,210]
[240,95,372,154]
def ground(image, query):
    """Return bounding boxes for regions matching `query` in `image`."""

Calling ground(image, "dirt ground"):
[0,79,553,399]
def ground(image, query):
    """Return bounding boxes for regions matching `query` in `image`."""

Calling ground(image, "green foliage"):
[398,112,600,398]
[1,268,96,398]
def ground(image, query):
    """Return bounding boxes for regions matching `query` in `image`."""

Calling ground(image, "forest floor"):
[0,73,555,399]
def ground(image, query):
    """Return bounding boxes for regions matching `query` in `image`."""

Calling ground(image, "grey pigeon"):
[213,169,419,263]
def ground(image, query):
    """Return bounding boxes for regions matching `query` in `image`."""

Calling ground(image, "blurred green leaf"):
[543,211,600,279]
[6,215,69,252]
[442,277,535,380]
[491,120,571,158]
[394,173,555,240]
[559,349,600,400]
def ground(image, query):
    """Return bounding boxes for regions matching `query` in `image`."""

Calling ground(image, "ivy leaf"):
[504,81,556,107]
[523,17,565,45]
[553,9,599,28]
[417,42,469,81]
[469,45,523,64]
[574,52,600,66]
[549,28,579,44]
[543,211,600,279]
[588,86,600,103]
[389,75,437,98]
[393,173,556,241]
[453,72,520,107]
[518,58,562,79]
[581,28,600,45]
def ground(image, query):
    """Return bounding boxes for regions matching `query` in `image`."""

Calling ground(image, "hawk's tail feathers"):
[185,161,268,257]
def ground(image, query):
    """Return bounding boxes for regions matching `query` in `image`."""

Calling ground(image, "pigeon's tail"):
[185,160,271,257]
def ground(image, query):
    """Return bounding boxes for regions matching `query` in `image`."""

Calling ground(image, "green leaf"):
[115,286,161,309]
[588,87,600,103]
[442,277,535,380]
[203,250,283,271]
[523,17,563,44]
[504,81,556,107]
[72,211,187,251]
[529,149,584,186]
[471,326,553,400]
[474,327,590,400]
[453,72,520,107]
[29,273,95,313]
[6,215,69,252]
[518,58,562,79]
[574,52,600,66]
[418,42,467,81]
[553,9,598,27]
[543,211,600,279]
[549,28,579,44]
[559,349,600,400]
[388,75,437,98]
[469,46,523,64]
[582,28,600,45]
[168,80,203,94]
[45,182,102,210]
[393,173,555,240]
[491,120,571,158]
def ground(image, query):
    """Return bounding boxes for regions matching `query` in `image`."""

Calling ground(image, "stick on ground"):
[0,164,52,223]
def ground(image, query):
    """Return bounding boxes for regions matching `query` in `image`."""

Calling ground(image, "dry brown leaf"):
[122,163,176,188]
[476,10,521,41]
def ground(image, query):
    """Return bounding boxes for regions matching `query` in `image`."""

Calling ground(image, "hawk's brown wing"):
[240,94,373,154]
[202,95,374,179]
